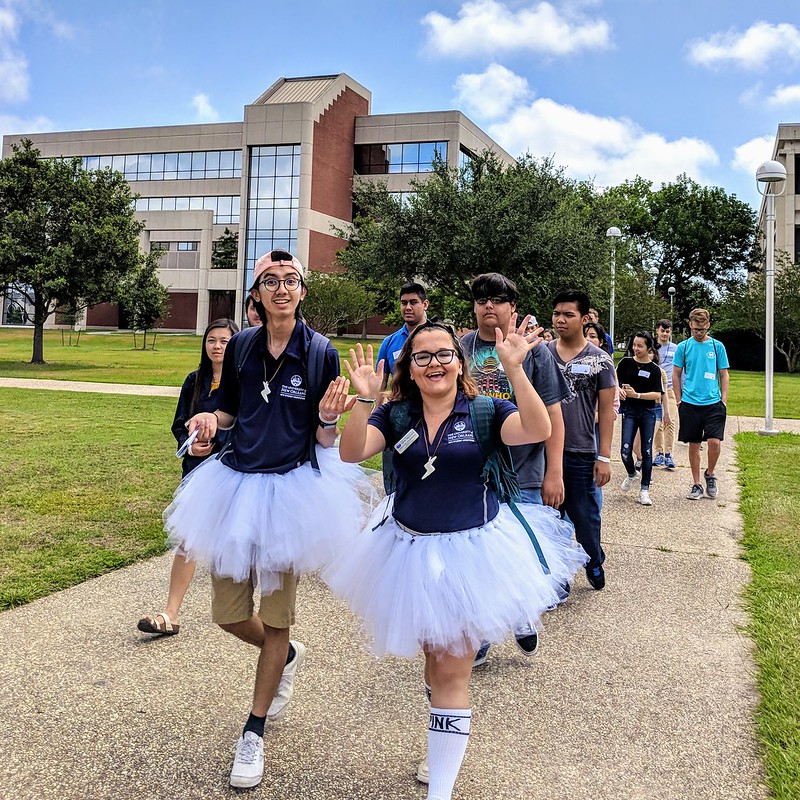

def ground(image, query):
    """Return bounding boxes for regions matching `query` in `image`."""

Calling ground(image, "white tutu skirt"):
[323,498,588,658]
[163,447,371,594]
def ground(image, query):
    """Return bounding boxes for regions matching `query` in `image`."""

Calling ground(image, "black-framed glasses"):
[259,277,302,292]
[475,296,510,306]
[410,348,458,367]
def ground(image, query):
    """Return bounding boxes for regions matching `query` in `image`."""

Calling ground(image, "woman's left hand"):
[319,375,356,423]
[495,313,542,370]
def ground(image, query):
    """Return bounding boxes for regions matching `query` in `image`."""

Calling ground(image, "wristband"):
[318,419,338,430]
[319,413,341,426]
[595,455,611,463]
[356,396,376,405]
[636,392,640,400]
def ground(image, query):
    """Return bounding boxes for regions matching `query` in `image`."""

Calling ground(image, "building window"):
[150,241,169,252]
[795,225,800,265]
[134,196,240,224]
[244,144,301,290]
[83,149,242,181]
[177,241,199,251]
[354,141,448,175]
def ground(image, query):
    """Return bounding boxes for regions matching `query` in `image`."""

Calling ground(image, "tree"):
[335,152,609,324]
[719,253,800,372]
[212,228,238,269]
[599,175,758,325]
[0,139,146,363]
[120,253,170,350]
[300,271,376,336]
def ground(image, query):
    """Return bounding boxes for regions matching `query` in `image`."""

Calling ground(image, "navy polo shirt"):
[369,392,517,533]
[217,320,339,473]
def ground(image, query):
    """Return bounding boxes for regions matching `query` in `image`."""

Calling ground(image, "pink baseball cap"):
[251,249,305,289]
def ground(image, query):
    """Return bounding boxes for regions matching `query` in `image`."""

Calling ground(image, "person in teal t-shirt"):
[672,308,730,501]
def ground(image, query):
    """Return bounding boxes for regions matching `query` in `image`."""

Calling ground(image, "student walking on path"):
[653,319,678,469]
[325,321,586,800]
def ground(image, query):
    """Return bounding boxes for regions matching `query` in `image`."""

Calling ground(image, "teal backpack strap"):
[306,331,329,472]
[383,400,412,494]
[468,396,551,575]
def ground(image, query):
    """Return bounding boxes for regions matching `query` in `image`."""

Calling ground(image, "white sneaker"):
[621,475,637,492]
[267,640,305,721]
[416,753,429,784]
[230,731,264,788]
[637,489,653,506]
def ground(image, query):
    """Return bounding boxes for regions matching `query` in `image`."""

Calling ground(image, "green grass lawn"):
[0,328,382,386]
[736,432,800,799]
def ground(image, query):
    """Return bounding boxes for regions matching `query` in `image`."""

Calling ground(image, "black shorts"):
[677,400,727,443]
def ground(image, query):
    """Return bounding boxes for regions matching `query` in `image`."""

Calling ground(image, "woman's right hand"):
[344,343,384,401]
[188,411,218,442]
[189,439,214,457]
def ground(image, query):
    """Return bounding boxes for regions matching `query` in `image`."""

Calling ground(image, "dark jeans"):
[560,451,604,570]
[620,405,657,489]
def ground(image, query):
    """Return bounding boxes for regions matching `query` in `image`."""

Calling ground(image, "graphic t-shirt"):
[673,337,729,406]
[616,357,663,410]
[547,341,616,453]
[461,332,569,489]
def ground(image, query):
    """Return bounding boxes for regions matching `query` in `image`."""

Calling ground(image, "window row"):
[151,241,199,252]
[134,196,240,224]
[83,150,242,181]
[354,141,448,175]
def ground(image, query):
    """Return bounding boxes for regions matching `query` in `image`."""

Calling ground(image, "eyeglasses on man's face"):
[475,296,510,306]
[690,326,709,333]
[259,276,302,292]
[410,348,458,367]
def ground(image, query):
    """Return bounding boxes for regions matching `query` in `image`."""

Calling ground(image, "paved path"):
[0,376,181,397]
[2,394,798,798]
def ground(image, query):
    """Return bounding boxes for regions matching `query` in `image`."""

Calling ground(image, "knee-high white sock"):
[427,707,471,800]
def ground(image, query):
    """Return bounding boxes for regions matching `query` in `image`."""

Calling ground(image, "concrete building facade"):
[762,123,800,265]
[1,73,513,334]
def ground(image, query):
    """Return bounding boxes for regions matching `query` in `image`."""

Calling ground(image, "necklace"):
[261,355,286,403]
[420,415,451,480]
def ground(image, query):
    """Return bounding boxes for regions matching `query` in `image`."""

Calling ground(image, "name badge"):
[570,363,591,374]
[392,349,404,360]
[704,371,716,380]
[395,428,419,454]
[638,369,651,378]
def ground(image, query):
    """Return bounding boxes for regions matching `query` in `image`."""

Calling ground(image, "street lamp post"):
[668,286,676,316]
[648,265,659,296]
[756,159,787,436]
[606,226,622,347]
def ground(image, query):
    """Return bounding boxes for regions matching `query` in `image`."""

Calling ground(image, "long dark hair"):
[626,330,659,365]
[389,321,479,403]
[583,321,612,355]
[190,318,240,414]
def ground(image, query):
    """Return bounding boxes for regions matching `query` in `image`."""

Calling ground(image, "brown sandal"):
[137,611,180,636]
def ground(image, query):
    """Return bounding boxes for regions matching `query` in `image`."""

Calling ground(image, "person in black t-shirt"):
[616,332,663,506]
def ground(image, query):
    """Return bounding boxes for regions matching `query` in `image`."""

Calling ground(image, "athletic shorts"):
[211,571,298,629]
[677,400,726,443]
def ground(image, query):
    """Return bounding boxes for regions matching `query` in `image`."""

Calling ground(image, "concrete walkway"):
[2,396,798,798]
[0,376,181,397]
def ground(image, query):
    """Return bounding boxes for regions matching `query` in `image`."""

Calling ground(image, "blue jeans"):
[560,451,604,570]
[620,405,657,489]
[519,487,542,505]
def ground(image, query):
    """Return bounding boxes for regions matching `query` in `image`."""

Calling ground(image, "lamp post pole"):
[606,227,622,347]
[668,286,675,316]
[756,160,787,436]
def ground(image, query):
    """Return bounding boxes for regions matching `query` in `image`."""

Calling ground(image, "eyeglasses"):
[259,277,302,292]
[690,326,709,332]
[475,296,510,306]
[410,348,458,367]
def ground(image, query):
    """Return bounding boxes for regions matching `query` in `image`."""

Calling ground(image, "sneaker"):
[664,454,676,470]
[586,565,605,590]
[515,631,540,656]
[637,489,653,506]
[687,483,704,500]
[267,640,305,721]
[621,474,637,492]
[473,641,491,667]
[416,754,429,784]
[634,459,642,472]
[704,470,718,499]
[653,452,665,467]
[230,732,264,788]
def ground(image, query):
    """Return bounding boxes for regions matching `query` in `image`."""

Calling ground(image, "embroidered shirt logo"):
[454,421,466,432]
[291,374,303,386]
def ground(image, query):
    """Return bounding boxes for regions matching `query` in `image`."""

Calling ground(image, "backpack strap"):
[382,400,412,494]
[305,330,329,473]
[233,325,262,375]
[468,395,550,575]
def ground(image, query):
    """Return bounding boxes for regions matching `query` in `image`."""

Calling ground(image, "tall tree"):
[0,139,145,363]
[300,271,375,336]
[120,253,170,350]
[211,227,238,269]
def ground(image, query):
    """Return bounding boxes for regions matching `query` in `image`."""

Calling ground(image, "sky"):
[1,0,799,210]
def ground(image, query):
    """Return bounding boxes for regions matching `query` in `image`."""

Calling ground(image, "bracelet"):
[318,419,338,430]
[319,413,341,425]
[356,396,376,405]
[595,455,611,463]
[636,392,641,400]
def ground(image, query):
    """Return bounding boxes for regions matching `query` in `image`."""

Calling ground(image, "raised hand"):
[495,313,542,370]
[344,343,384,400]
[319,375,356,421]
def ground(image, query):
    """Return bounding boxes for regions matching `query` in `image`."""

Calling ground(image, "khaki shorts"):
[211,571,297,629]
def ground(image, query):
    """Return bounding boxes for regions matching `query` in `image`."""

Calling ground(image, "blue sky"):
[1,0,799,209]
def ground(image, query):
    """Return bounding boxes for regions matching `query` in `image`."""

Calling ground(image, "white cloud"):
[454,64,531,119]
[0,51,27,101]
[0,112,53,141]
[688,21,800,70]
[768,84,800,106]
[422,0,611,57]
[731,135,774,176]
[487,96,718,186]
[191,93,219,122]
